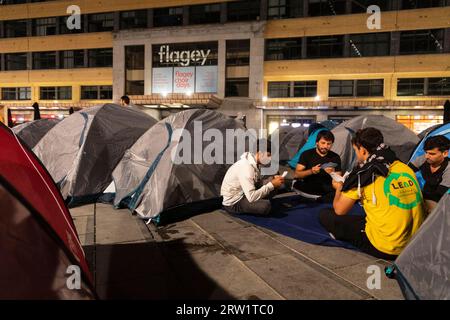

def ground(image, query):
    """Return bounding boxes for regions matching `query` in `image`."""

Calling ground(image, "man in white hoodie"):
[221,141,285,215]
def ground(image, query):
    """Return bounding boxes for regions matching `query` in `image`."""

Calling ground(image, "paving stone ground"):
[71,203,403,300]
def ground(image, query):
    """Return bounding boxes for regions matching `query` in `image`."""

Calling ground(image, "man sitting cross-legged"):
[319,128,426,260]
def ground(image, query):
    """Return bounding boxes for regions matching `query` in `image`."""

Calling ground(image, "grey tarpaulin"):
[12,118,61,149]
[33,104,157,204]
[112,109,247,222]
[394,192,450,300]
[331,115,419,172]
[272,126,308,162]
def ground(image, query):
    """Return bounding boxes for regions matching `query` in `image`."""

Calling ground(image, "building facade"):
[1,0,449,133]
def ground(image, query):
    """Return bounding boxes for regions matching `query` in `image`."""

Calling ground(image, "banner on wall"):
[195,66,218,93]
[152,68,173,94]
[173,67,195,93]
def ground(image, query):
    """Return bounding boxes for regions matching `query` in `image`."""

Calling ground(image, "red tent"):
[0,123,95,299]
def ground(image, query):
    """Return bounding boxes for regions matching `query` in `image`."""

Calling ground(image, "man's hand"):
[332,180,343,191]
[311,164,322,175]
[271,175,285,189]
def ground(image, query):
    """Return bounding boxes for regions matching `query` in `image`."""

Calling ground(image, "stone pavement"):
[71,203,403,300]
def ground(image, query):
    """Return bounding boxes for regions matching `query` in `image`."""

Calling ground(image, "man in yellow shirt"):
[319,128,426,260]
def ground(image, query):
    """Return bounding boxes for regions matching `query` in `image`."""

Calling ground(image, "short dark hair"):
[257,139,272,154]
[424,135,450,152]
[121,95,130,104]
[316,130,335,143]
[351,127,384,154]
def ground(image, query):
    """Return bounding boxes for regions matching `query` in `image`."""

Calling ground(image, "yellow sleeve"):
[342,188,360,200]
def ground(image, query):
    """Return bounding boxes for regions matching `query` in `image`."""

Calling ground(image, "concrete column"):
[183,6,190,26]
[220,3,227,23]
[345,0,352,14]
[144,43,153,95]
[27,19,32,37]
[303,0,309,17]
[390,31,401,56]
[301,37,307,59]
[260,0,268,21]
[113,44,126,103]
[249,36,265,100]
[27,52,33,70]
[444,28,450,53]
[0,21,4,38]
[217,39,226,98]
[114,12,120,32]
[0,53,5,72]
[147,9,154,28]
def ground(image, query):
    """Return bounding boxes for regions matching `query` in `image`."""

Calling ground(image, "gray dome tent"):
[112,109,247,224]
[390,192,450,299]
[33,104,157,205]
[12,118,61,149]
[272,126,308,162]
[331,115,419,172]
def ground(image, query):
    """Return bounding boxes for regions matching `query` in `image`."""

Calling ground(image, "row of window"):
[267,78,450,98]
[266,29,447,60]
[0,49,112,71]
[0,86,112,101]
[2,1,449,39]
[267,0,449,19]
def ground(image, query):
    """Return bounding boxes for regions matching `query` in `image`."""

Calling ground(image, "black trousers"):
[224,196,271,216]
[319,208,398,260]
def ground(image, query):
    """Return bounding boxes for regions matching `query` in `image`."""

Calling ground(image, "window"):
[4,20,28,38]
[120,10,147,29]
[294,81,318,97]
[59,15,84,34]
[356,79,384,97]
[397,115,444,134]
[268,81,317,98]
[227,0,261,22]
[60,50,84,69]
[33,17,57,36]
[154,7,183,27]
[1,87,31,101]
[226,40,250,66]
[81,86,112,99]
[307,35,344,58]
[88,48,113,67]
[400,29,444,55]
[330,79,384,97]
[40,86,72,100]
[308,0,347,17]
[349,33,390,57]
[401,0,445,9]
[265,38,302,60]
[397,78,425,96]
[268,82,291,98]
[190,4,221,24]
[126,46,145,95]
[225,78,249,97]
[33,51,57,69]
[88,13,114,32]
[268,0,304,20]
[4,53,27,71]
[428,78,450,96]
[329,80,354,97]
[351,0,391,13]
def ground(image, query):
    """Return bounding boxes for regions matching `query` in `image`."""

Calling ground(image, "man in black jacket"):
[409,135,450,214]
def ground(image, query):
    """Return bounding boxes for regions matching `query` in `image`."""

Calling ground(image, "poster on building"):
[173,67,195,93]
[195,66,218,93]
[152,67,173,94]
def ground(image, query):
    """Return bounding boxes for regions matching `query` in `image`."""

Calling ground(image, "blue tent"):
[409,122,450,188]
